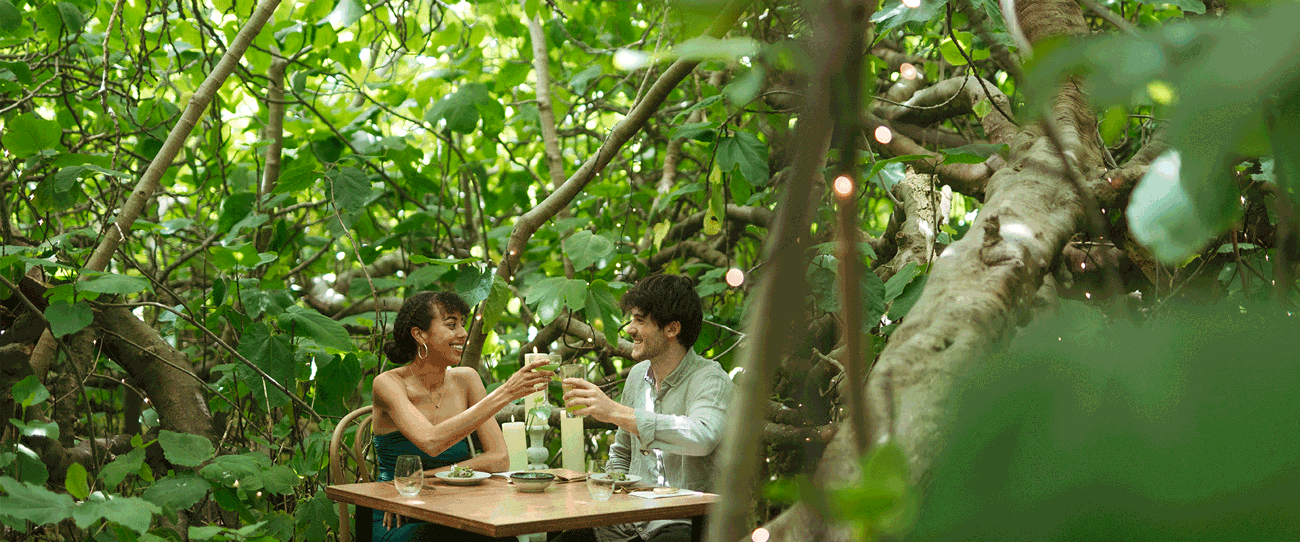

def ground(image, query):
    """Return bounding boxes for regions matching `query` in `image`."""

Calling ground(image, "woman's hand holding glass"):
[497,358,555,402]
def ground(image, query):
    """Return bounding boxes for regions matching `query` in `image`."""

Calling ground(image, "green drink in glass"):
[560,363,586,414]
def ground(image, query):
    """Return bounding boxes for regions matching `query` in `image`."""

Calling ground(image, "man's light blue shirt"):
[595,348,735,542]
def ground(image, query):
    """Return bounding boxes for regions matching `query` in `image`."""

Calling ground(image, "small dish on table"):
[588,472,641,488]
[434,470,491,486]
[510,471,556,492]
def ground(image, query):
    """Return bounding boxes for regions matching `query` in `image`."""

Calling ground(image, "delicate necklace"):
[428,379,446,410]
[411,365,447,410]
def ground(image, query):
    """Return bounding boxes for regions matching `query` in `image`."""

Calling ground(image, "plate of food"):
[589,472,641,487]
[435,465,491,485]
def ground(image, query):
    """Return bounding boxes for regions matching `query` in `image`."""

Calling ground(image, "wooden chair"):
[330,405,374,542]
[328,405,485,542]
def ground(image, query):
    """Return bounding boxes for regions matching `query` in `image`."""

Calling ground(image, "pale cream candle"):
[502,421,527,471]
[560,413,584,473]
[524,389,546,411]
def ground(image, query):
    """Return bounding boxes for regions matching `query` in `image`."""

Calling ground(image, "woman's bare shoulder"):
[449,367,487,391]
[373,367,409,394]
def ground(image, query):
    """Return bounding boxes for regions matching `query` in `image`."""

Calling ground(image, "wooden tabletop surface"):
[326,469,719,537]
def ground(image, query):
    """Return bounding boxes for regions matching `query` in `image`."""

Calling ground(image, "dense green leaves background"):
[2,0,1297,538]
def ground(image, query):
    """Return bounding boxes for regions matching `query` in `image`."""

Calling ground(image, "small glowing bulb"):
[902,0,921,8]
[234,480,240,488]
[899,63,918,80]
[255,491,262,498]
[1081,262,1087,270]
[833,175,854,197]
[752,528,771,542]
[874,125,893,144]
[1085,292,1092,299]
[725,268,745,287]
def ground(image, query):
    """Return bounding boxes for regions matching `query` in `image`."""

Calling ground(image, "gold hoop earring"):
[418,342,428,359]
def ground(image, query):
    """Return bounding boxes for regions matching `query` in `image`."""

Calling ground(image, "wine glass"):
[394,455,423,496]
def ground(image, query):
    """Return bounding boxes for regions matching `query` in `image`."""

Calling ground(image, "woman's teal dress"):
[371,431,475,542]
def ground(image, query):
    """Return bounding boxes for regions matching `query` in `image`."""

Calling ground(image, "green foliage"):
[563,230,616,271]
[100,446,146,488]
[313,353,363,416]
[0,476,162,535]
[1025,2,1300,262]
[829,443,917,539]
[716,132,769,187]
[141,475,212,511]
[911,302,1300,540]
[938,143,1007,164]
[11,375,50,408]
[872,0,1005,37]
[12,444,48,485]
[0,476,76,526]
[292,490,338,541]
[235,323,294,409]
[199,452,301,495]
[78,271,153,295]
[279,305,354,351]
[65,464,90,500]
[43,300,92,337]
[2,112,62,158]
[158,430,216,468]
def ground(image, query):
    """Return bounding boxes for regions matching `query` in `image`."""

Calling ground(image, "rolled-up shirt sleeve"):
[606,426,632,472]
[633,371,732,456]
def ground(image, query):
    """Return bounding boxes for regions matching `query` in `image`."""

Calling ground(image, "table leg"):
[357,505,372,542]
[691,515,704,542]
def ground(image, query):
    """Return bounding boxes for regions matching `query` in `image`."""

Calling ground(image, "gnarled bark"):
[759,0,1105,539]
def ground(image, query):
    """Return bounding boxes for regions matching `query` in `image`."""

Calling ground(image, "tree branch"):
[707,0,863,540]
[463,0,750,367]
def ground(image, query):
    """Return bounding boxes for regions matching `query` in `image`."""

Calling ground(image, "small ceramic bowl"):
[510,471,556,492]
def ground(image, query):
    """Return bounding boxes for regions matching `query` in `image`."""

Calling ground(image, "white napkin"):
[628,489,702,499]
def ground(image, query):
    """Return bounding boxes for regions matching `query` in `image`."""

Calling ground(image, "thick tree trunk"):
[765,0,1102,539]
[866,0,1102,483]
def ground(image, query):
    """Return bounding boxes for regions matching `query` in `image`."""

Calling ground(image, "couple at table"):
[370,274,736,542]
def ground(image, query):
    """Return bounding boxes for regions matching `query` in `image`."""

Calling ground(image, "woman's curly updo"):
[382,291,471,364]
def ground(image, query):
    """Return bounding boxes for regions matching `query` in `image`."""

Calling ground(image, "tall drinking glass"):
[525,353,561,410]
[394,455,423,496]
[560,363,586,415]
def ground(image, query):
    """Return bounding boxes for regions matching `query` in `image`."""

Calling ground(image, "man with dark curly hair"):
[560,274,735,542]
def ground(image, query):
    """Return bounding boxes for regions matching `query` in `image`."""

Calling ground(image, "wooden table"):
[327,469,718,542]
